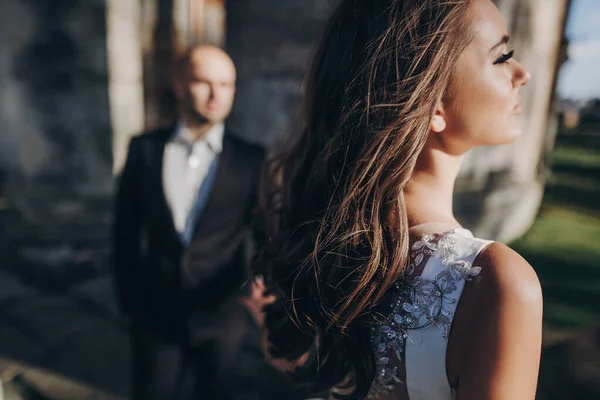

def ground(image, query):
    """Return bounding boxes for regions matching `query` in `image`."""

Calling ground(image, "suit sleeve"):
[248,149,269,279]
[111,138,143,316]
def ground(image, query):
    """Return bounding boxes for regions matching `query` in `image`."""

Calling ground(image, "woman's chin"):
[508,124,524,142]
[495,124,524,146]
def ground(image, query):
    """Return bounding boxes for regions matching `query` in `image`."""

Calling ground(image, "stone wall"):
[0,0,113,230]
[0,1,126,396]
[225,0,341,146]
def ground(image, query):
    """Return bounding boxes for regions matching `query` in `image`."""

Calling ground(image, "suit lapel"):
[146,127,182,247]
[188,134,235,239]
[147,129,236,246]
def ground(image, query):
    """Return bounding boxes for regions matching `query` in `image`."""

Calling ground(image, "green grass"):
[552,146,600,169]
[510,133,600,339]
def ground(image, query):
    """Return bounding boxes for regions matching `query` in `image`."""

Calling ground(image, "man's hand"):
[240,277,276,327]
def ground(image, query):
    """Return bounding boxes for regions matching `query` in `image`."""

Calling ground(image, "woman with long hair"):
[244,0,542,399]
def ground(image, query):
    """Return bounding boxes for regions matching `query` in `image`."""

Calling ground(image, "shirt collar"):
[174,121,225,154]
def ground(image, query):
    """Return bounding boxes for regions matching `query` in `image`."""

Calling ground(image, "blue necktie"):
[181,155,220,246]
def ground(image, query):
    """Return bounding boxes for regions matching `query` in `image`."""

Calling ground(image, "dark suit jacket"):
[111,125,266,340]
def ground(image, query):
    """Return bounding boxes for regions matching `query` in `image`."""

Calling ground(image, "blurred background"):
[0,0,598,399]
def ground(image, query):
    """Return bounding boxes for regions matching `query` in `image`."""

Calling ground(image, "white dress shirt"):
[162,122,225,233]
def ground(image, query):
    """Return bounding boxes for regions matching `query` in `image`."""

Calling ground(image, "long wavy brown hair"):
[256,0,474,398]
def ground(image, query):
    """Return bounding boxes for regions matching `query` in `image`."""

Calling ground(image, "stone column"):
[138,0,227,134]
[199,0,226,47]
[140,0,179,130]
[106,0,145,174]
[455,0,570,241]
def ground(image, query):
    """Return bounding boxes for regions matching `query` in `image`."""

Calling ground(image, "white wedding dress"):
[364,227,493,400]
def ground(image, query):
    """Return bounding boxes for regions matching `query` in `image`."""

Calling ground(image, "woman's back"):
[246,223,541,400]
[367,225,491,399]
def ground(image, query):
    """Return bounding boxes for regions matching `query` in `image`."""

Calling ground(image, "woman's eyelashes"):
[494,49,515,65]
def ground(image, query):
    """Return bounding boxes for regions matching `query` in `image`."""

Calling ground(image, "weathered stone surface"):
[0,358,122,400]
[0,0,113,226]
[0,1,120,392]
[225,0,340,146]
[106,0,145,174]
[0,208,127,398]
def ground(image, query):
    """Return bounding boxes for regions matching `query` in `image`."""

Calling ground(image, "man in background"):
[112,45,298,399]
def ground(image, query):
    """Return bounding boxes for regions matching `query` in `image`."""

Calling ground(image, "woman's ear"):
[430,103,447,133]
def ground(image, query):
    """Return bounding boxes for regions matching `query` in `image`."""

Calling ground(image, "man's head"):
[174,45,237,125]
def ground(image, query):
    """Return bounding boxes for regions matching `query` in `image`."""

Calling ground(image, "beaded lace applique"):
[367,230,482,398]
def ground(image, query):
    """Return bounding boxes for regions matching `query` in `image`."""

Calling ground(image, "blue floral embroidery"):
[367,230,482,398]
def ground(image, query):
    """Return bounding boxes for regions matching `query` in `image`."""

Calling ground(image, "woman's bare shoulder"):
[450,243,543,398]
[454,240,543,353]
[453,241,543,343]
[473,242,542,305]
[452,241,543,346]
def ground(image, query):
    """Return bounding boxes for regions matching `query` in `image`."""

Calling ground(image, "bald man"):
[112,46,297,399]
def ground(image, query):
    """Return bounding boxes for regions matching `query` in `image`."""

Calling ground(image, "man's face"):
[178,49,237,124]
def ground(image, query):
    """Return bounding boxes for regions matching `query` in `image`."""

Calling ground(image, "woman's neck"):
[404,135,464,228]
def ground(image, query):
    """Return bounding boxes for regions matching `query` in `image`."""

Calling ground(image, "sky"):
[557,0,600,100]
